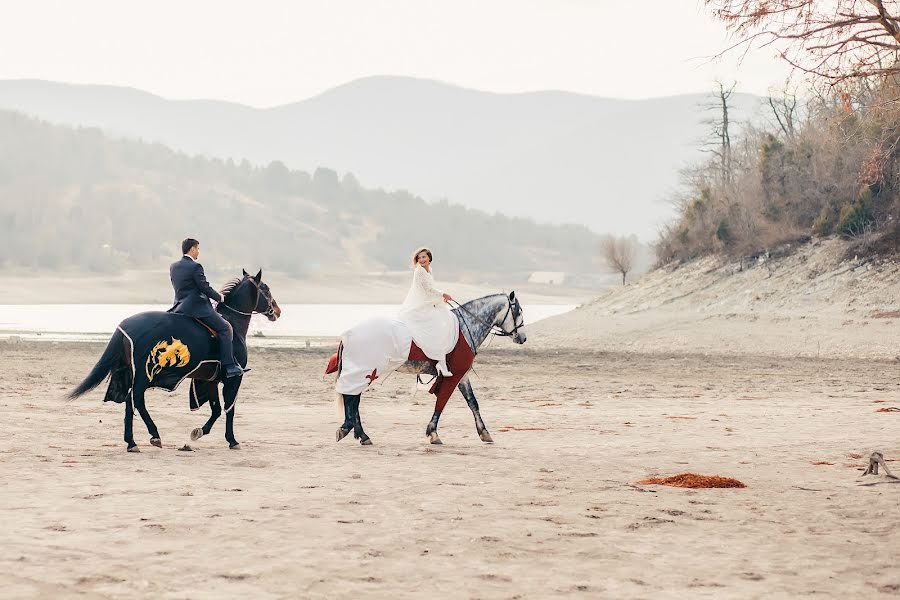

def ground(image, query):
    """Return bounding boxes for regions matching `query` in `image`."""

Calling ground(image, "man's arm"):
[192,263,223,303]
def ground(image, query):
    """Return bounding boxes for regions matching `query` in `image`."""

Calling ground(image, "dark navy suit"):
[168,255,235,367]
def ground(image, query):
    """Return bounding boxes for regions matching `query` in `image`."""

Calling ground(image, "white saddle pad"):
[335,317,413,395]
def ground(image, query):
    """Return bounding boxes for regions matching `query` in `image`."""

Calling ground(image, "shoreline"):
[0,270,597,305]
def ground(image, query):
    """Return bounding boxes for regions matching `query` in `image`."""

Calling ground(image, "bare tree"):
[768,88,799,138]
[600,235,637,286]
[705,1,900,85]
[702,82,738,184]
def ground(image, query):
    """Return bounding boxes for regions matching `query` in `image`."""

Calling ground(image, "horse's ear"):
[509,291,516,302]
[254,269,262,282]
[242,268,250,278]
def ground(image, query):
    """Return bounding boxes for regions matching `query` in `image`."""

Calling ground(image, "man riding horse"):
[69,239,281,450]
[170,238,244,379]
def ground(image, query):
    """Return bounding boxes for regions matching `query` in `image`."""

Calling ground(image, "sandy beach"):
[4,240,900,598]
[2,333,899,598]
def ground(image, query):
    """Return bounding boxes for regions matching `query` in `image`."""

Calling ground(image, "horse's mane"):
[219,277,244,300]
[463,293,508,305]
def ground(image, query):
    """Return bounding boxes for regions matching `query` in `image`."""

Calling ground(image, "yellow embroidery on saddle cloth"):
[146,337,191,382]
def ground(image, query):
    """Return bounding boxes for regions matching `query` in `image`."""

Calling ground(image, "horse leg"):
[425,411,443,445]
[458,376,492,443]
[424,377,456,445]
[349,395,372,446]
[222,377,242,449]
[191,383,221,441]
[336,394,355,442]
[134,392,162,448]
[124,385,141,452]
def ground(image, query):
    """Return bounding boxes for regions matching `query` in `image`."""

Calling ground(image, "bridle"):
[219,277,277,319]
[451,295,525,348]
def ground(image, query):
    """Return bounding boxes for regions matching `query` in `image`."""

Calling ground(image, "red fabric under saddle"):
[325,343,342,375]
[426,334,476,413]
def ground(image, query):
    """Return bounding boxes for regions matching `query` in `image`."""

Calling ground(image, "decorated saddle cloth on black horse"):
[117,312,240,410]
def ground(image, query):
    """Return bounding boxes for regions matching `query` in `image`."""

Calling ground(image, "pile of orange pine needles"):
[638,473,746,488]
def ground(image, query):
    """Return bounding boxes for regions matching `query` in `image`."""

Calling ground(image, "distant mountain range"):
[0,76,766,239]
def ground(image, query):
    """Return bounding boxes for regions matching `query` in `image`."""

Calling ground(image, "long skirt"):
[399,303,459,375]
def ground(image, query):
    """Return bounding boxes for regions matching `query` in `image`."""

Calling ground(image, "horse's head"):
[221,269,282,321]
[497,291,526,344]
[243,269,282,321]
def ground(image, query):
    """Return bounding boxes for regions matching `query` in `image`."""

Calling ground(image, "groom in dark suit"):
[168,238,243,378]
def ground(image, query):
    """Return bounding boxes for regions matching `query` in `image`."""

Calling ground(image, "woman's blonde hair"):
[411,247,433,267]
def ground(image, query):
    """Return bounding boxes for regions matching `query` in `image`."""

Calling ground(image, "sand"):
[2,337,899,599]
[4,239,900,598]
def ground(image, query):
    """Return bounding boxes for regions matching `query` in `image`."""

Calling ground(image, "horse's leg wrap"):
[341,394,355,430]
[348,395,371,445]
[425,412,442,444]
[336,394,357,442]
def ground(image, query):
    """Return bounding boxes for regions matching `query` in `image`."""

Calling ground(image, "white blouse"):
[400,265,445,313]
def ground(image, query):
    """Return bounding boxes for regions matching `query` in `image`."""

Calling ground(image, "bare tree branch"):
[705,0,900,85]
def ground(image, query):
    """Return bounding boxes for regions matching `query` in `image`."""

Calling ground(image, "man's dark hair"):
[182,238,200,254]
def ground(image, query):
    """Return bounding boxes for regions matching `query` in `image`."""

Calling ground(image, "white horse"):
[329,292,526,445]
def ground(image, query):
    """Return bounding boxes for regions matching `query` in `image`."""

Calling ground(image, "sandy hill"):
[530,238,900,359]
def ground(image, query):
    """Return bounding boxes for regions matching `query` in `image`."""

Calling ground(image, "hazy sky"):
[1,0,792,107]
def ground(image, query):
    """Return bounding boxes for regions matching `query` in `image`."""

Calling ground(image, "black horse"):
[69,270,281,451]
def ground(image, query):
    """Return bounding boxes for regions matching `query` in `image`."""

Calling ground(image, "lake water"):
[0,303,576,347]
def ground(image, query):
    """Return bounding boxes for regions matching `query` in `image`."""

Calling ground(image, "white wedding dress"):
[398,265,459,376]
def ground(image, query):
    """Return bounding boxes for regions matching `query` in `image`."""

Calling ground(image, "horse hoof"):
[360,438,373,446]
[229,443,241,450]
[479,431,494,443]
[150,438,162,448]
[190,428,204,441]
[336,428,351,442]
[428,432,443,445]
[127,446,140,453]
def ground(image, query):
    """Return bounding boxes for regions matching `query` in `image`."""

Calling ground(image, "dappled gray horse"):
[333,292,526,445]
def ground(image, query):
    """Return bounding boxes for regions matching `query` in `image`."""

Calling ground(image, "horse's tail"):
[69,328,130,399]
[335,393,345,420]
[331,342,345,419]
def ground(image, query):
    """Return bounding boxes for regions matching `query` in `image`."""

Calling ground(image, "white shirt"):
[400,265,444,313]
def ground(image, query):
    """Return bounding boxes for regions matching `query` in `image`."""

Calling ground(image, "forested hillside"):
[0,111,598,277]
[0,77,766,239]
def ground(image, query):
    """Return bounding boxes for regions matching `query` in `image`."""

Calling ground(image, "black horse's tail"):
[69,328,131,400]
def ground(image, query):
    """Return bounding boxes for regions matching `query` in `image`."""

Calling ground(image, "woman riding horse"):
[328,246,526,445]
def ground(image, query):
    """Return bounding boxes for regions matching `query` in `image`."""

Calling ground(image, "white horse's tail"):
[327,342,345,419]
[335,392,345,420]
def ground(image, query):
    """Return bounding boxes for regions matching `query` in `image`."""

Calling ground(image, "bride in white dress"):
[398,247,459,377]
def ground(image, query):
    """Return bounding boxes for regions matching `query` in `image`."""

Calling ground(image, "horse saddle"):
[193,319,219,338]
